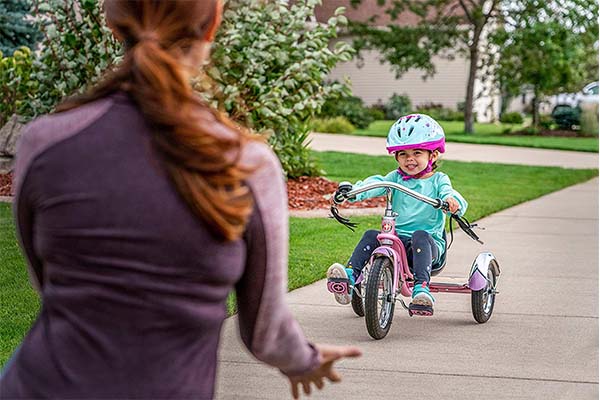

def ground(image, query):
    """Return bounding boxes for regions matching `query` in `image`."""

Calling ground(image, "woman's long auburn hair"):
[56,0,259,241]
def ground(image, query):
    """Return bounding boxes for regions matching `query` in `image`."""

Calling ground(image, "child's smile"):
[395,149,436,176]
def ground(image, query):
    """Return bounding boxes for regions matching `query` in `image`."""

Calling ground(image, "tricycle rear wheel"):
[351,282,364,317]
[364,257,395,339]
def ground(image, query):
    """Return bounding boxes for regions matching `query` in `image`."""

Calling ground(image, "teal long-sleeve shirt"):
[350,170,468,260]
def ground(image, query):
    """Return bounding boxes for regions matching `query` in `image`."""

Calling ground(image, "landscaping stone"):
[0,115,25,173]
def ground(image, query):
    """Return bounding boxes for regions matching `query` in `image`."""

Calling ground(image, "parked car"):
[552,82,599,108]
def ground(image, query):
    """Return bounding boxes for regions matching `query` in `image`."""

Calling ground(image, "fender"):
[368,246,399,291]
[468,252,501,291]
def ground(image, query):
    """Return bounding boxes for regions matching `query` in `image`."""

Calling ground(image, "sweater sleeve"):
[235,142,319,377]
[351,170,398,202]
[437,173,468,216]
[12,123,44,293]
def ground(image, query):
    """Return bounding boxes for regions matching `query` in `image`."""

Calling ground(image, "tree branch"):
[458,0,475,24]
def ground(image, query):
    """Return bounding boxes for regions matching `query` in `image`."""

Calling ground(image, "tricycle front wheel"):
[471,265,497,323]
[364,257,395,339]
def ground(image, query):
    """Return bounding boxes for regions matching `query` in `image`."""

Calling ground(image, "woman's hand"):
[446,197,460,214]
[287,344,362,399]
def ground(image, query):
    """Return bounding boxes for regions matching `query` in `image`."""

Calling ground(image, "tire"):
[471,263,498,323]
[351,282,364,317]
[364,257,395,339]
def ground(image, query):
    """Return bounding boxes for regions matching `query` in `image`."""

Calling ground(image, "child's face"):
[395,149,437,176]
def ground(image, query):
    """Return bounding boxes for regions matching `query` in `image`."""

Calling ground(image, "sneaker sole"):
[326,264,351,305]
[408,303,434,317]
[409,293,434,316]
[411,293,434,307]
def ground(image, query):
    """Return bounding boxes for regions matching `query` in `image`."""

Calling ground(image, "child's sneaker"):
[326,263,353,305]
[409,282,435,316]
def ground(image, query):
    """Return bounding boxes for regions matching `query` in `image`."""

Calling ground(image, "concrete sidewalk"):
[309,132,599,169]
[216,177,599,399]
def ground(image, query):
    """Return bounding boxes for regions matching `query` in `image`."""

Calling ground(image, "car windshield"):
[584,83,599,95]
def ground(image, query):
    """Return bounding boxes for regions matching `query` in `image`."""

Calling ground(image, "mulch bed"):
[287,176,386,210]
[0,173,12,196]
[0,173,384,210]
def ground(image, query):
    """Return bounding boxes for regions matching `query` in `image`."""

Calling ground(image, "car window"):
[583,82,599,95]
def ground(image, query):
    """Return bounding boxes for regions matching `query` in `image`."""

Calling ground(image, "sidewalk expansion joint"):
[287,304,598,320]
[219,360,598,386]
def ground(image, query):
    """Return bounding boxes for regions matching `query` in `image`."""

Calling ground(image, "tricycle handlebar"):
[341,181,449,211]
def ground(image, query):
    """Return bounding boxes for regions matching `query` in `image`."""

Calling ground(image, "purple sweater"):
[0,93,318,399]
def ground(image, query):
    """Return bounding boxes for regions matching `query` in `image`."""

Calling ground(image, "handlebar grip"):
[436,199,450,212]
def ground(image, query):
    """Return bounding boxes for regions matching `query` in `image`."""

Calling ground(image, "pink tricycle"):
[329,181,501,340]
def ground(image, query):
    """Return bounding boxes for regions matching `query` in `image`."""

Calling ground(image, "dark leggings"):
[347,229,439,286]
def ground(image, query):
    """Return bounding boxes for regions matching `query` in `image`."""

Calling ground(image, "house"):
[314,0,500,122]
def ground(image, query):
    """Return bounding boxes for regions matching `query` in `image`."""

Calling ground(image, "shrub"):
[416,103,463,121]
[367,106,385,121]
[580,103,599,136]
[0,46,36,125]
[539,114,555,130]
[551,105,580,130]
[26,0,353,178]
[31,0,122,117]
[384,93,411,120]
[499,112,524,124]
[318,96,373,129]
[311,117,355,133]
[206,0,354,177]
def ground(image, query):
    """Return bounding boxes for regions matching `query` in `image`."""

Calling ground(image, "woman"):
[0,1,360,398]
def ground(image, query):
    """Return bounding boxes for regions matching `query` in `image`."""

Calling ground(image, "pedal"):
[408,303,434,317]
[327,278,349,294]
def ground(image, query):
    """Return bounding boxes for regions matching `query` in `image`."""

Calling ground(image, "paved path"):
[309,133,599,169]
[216,178,598,399]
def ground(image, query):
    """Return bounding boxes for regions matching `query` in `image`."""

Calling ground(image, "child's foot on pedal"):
[409,282,434,316]
[326,263,352,305]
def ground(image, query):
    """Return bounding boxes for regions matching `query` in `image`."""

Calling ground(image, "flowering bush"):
[6,0,353,177]
[204,0,354,177]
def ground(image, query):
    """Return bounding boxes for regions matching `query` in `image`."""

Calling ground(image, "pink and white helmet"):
[386,114,446,154]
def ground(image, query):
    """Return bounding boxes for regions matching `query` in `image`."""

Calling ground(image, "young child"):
[326,114,468,315]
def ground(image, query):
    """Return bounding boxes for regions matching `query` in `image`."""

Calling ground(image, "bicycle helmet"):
[386,114,446,154]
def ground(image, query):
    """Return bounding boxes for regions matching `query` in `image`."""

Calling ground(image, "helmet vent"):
[415,116,421,122]
[408,126,415,136]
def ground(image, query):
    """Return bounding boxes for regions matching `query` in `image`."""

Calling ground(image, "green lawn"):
[1,151,597,366]
[353,120,599,152]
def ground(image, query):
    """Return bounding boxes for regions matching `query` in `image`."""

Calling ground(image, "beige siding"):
[328,49,469,110]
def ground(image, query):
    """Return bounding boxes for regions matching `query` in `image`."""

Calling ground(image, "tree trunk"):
[464,45,479,134]
[531,92,540,129]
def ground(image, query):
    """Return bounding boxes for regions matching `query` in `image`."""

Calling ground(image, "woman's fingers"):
[291,380,299,399]
[312,376,324,390]
[302,380,311,395]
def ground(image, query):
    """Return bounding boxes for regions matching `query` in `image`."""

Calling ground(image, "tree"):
[0,0,41,55]
[348,0,502,134]
[492,0,598,128]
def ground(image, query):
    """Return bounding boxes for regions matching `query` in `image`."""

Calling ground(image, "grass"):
[353,120,599,153]
[1,151,597,366]
[0,203,40,368]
